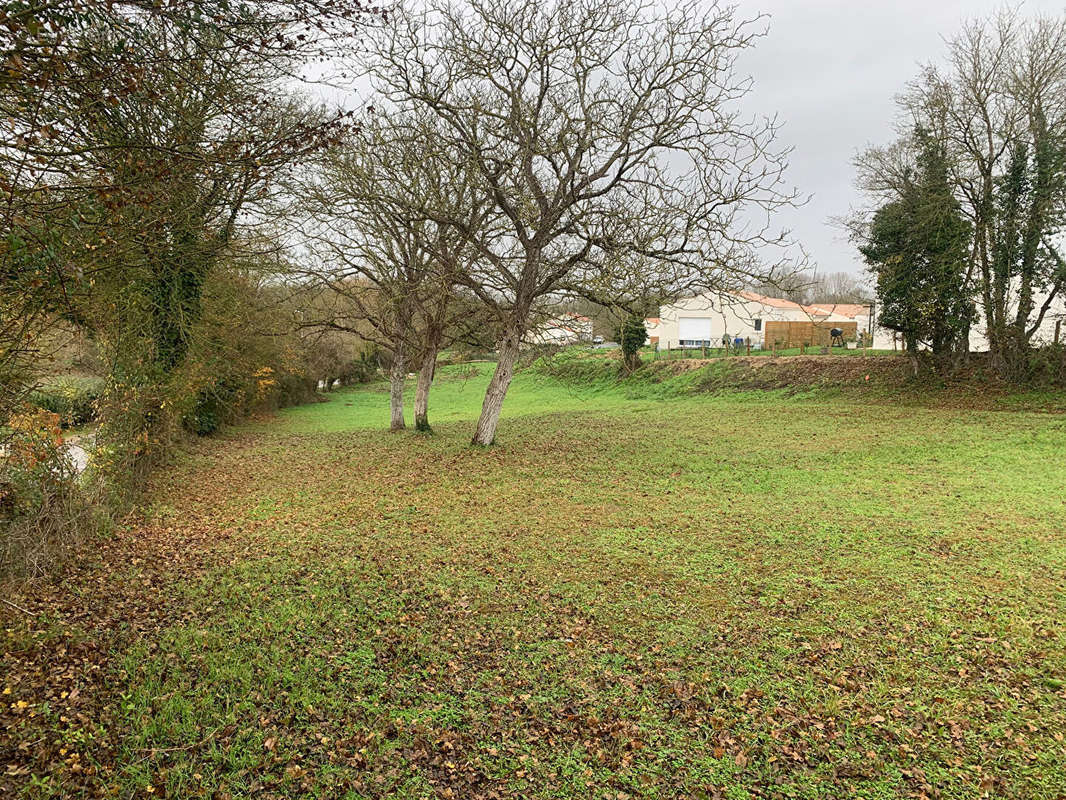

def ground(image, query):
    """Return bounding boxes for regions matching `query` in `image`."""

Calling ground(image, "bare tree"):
[362,0,800,444]
[297,113,491,432]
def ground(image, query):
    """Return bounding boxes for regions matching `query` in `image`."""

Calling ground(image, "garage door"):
[678,317,712,342]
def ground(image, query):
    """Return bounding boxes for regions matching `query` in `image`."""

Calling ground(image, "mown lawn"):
[3,361,1065,799]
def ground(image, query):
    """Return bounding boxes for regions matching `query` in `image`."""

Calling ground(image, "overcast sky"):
[737,0,1063,280]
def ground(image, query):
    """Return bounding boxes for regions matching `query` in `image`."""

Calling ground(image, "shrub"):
[530,348,621,384]
[339,347,381,385]
[29,377,104,428]
[89,379,181,510]
[184,372,250,436]
[0,408,101,580]
[1028,343,1066,386]
[620,314,648,371]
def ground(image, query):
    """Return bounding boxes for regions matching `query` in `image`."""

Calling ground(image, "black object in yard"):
[830,327,845,347]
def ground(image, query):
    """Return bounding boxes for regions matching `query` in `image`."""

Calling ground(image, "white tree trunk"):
[414,349,437,432]
[389,354,406,432]
[471,328,521,446]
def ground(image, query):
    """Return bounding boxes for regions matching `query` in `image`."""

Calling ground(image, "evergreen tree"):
[619,313,648,372]
[860,129,974,372]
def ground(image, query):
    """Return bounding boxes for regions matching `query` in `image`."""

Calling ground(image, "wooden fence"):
[763,320,858,349]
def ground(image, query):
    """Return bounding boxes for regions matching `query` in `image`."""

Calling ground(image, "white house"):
[651,286,1065,354]
[787,294,1064,351]
[1027,293,1066,345]
[643,317,661,342]
[527,312,594,346]
[816,293,1066,352]
[967,291,1066,351]
[651,290,837,349]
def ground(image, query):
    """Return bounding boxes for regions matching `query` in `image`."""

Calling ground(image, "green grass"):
[283,362,647,433]
[649,346,898,359]
[4,361,1066,798]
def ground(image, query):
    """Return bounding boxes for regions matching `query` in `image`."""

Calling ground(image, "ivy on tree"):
[619,314,648,371]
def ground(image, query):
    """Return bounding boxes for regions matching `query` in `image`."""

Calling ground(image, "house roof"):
[735,290,806,310]
[807,303,870,319]
[735,291,871,319]
[644,317,660,325]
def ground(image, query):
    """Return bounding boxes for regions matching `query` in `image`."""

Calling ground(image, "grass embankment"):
[531,348,1066,412]
[2,358,1065,799]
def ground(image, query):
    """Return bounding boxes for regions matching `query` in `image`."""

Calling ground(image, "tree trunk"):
[471,328,522,446]
[905,333,919,377]
[389,354,406,432]
[414,346,438,433]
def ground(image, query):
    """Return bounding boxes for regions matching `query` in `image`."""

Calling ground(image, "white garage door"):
[678,317,712,341]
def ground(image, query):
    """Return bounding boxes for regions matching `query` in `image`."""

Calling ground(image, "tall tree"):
[298,113,492,432]
[363,0,800,445]
[1,0,363,429]
[859,10,1066,378]
[859,130,974,372]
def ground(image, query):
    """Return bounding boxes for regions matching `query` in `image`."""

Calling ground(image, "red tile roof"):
[735,290,806,310]
[807,303,870,319]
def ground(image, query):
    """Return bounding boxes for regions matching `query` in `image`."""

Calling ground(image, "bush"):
[29,377,104,428]
[1,408,101,580]
[620,314,648,371]
[90,379,180,509]
[186,377,243,436]
[1028,343,1066,386]
[530,348,621,384]
[339,347,381,385]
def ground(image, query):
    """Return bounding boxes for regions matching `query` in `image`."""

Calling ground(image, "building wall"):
[862,291,1065,353]
[969,291,1065,351]
[654,290,1066,353]
[655,293,818,349]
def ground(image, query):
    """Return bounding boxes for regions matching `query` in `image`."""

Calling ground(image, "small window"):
[754,318,762,331]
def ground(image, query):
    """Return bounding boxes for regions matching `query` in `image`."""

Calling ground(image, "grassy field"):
[3,359,1065,799]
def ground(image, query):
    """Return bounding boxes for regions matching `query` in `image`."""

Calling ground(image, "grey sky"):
[737,0,1063,279]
